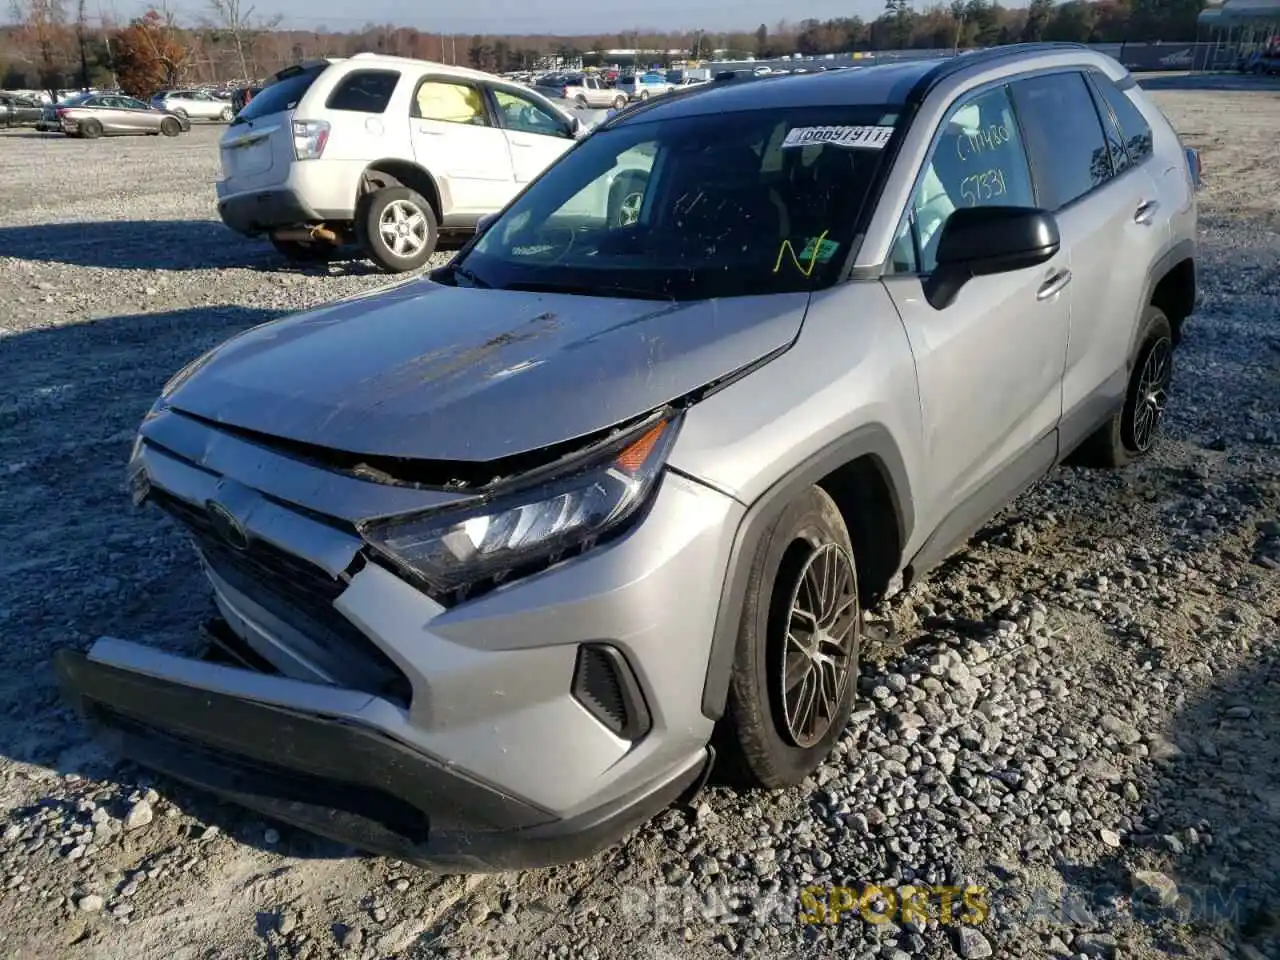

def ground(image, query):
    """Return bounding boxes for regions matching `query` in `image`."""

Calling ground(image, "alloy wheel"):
[617,191,644,226]
[779,542,858,748]
[1130,336,1172,452]
[378,200,429,259]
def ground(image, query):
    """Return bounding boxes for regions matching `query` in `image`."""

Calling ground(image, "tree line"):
[2,0,1207,99]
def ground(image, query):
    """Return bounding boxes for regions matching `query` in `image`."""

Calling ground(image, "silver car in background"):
[55,93,192,138]
[151,89,235,122]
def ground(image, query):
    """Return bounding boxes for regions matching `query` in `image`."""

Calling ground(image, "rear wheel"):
[160,117,181,137]
[613,94,627,109]
[575,94,588,107]
[1072,306,1174,468]
[356,186,438,273]
[219,106,233,122]
[718,486,861,788]
[80,118,102,139]
[639,90,650,101]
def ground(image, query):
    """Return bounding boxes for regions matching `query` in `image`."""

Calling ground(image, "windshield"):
[446,105,899,301]
[233,64,326,124]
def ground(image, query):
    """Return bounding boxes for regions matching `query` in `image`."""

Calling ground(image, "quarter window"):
[327,70,400,114]
[491,88,570,138]
[1010,72,1113,211]
[413,81,488,125]
[896,84,1036,275]
[1090,72,1154,165]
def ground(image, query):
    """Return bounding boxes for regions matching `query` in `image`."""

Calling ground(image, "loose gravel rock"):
[1,78,1278,960]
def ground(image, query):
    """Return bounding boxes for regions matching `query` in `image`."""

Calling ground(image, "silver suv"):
[58,44,1200,872]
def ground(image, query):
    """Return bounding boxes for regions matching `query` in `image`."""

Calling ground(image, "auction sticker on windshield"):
[782,125,895,150]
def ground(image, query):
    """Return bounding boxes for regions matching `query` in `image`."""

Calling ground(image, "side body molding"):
[698,423,913,721]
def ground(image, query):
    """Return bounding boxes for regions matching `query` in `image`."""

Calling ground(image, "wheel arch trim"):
[699,423,912,721]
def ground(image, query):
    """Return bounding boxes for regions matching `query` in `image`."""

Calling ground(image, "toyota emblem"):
[205,500,249,551]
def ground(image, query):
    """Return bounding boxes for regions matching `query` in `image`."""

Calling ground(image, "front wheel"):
[613,94,627,109]
[356,186,438,273]
[219,106,233,122]
[717,486,861,789]
[1072,306,1174,468]
[160,117,181,137]
[639,90,650,101]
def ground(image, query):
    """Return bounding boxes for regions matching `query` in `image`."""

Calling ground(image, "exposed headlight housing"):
[358,413,680,602]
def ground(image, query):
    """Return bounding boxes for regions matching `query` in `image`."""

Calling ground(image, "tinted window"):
[413,81,488,125]
[1091,73,1154,165]
[896,84,1036,274]
[491,88,569,138]
[326,69,400,114]
[1011,72,1112,211]
[233,64,326,124]
[454,105,899,300]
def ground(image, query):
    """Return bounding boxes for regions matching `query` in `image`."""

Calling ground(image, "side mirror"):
[922,206,1061,310]
[476,212,498,234]
[570,114,589,139]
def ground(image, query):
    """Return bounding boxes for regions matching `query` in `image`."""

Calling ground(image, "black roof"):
[604,42,1095,129]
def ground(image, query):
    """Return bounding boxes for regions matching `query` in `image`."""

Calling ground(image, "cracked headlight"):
[358,414,680,599]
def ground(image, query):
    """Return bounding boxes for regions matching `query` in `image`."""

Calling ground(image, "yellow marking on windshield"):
[773,230,831,277]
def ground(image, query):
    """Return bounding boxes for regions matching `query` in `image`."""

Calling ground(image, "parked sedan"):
[56,94,192,138]
[0,93,44,127]
[151,89,236,122]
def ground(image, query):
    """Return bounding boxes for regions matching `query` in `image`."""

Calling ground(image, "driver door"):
[487,86,576,187]
[882,83,1071,535]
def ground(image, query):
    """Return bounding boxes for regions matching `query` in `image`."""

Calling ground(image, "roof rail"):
[906,41,1092,106]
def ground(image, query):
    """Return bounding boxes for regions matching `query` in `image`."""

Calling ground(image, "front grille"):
[150,489,412,706]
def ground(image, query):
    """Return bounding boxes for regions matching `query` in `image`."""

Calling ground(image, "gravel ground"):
[0,79,1277,960]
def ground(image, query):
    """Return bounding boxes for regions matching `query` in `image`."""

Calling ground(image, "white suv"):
[215,54,587,271]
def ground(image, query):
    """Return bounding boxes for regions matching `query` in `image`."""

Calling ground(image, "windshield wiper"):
[499,279,675,301]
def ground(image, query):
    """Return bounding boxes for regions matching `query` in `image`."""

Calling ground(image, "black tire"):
[171,107,188,120]
[356,186,438,273]
[613,94,627,109]
[575,94,588,107]
[270,234,335,264]
[160,117,181,137]
[1072,306,1174,469]
[717,486,861,789]
[606,171,648,227]
[80,118,103,139]
[639,90,650,101]
[219,106,233,122]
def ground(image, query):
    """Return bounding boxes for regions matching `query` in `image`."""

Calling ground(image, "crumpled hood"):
[165,278,809,462]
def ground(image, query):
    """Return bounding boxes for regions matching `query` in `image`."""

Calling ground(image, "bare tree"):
[74,0,90,88]
[207,0,280,82]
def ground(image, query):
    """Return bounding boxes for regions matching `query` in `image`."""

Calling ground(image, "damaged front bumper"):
[55,638,707,872]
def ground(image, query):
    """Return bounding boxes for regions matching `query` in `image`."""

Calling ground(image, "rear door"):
[220,64,327,190]
[487,85,576,187]
[409,77,514,213]
[1009,70,1166,450]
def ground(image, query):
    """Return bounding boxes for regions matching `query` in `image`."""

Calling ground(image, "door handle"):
[1036,269,1072,301]
[415,126,444,136]
[1133,199,1160,225]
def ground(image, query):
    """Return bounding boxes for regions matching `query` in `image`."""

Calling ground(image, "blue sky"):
[157,0,922,35]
